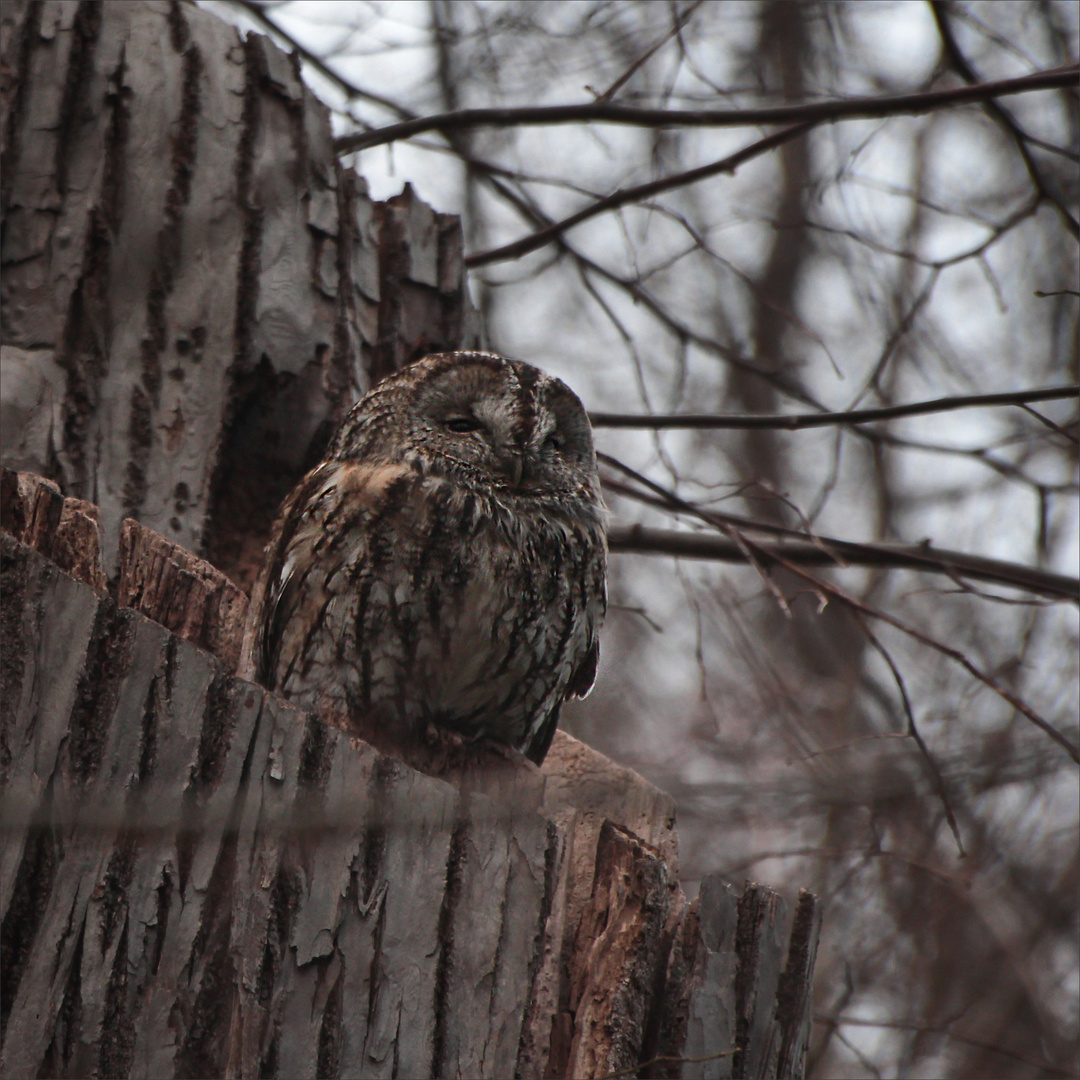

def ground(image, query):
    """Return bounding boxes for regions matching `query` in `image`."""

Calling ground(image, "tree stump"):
[1,470,820,1078]
[1,3,819,1076]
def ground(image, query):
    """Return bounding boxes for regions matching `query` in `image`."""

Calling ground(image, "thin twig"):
[1018,403,1080,444]
[465,122,814,267]
[763,552,1080,762]
[853,612,966,856]
[604,462,1079,754]
[599,453,1080,602]
[931,2,1080,237]
[816,1014,1075,1078]
[590,0,707,102]
[455,161,827,408]
[589,383,1079,429]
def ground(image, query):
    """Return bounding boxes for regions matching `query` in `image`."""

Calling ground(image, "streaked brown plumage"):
[241,351,607,764]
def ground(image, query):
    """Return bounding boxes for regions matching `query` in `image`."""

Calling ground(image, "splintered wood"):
[1,485,819,1078]
[1,470,248,670]
[116,517,249,672]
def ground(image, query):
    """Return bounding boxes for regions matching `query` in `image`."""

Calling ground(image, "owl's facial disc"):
[330,354,598,508]
[439,396,528,487]
[404,364,516,486]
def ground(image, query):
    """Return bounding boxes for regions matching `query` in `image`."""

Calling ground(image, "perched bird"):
[242,351,607,765]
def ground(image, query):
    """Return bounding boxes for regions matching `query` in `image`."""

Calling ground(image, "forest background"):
[26,1,1079,1076]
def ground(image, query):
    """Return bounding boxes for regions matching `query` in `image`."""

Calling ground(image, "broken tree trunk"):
[1,3,820,1076]
[1,470,820,1078]
[0,0,477,587]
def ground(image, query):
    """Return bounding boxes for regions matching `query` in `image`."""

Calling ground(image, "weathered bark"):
[1,475,819,1078]
[0,0,478,590]
[1,2,819,1076]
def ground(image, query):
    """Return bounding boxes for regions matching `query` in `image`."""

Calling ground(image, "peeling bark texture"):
[1,487,818,1078]
[0,0,478,590]
[0,1,817,1076]
[372,186,479,383]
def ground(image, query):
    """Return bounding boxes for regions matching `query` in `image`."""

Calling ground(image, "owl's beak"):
[496,448,525,488]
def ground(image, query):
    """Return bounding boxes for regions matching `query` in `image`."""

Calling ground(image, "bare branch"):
[334,64,1079,154]
[589,0,707,103]
[590,384,1079,429]
[931,1,1080,237]
[767,553,1080,762]
[607,523,1080,603]
[854,612,966,856]
[1017,403,1080,445]
[600,454,1079,602]
[816,1015,1075,1078]
[465,122,814,267]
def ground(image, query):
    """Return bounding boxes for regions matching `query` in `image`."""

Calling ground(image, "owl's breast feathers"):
[243,458,606,762]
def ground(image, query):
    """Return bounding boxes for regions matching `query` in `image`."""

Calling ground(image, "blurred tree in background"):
[212,2,1078,1076]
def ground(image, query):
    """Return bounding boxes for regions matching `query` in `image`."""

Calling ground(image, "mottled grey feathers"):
[242,351,607,765]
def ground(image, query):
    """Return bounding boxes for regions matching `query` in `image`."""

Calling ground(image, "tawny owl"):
[242,351,607,765]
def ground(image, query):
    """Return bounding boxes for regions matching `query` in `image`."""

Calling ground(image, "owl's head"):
[330,351,604,516]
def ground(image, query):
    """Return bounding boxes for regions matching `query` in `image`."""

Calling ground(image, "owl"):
[241,351,607,765]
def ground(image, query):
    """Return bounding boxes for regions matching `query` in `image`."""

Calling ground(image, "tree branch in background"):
[465,121,814,267]
[930,1,1080,238]
[566,237,825,407]
[853,613,966,855]
[600,451,1078,757]
[759,544,1080,763]
[589,0,708,102]
[606,523,1080,602]
[334,64,1079,153]
[814,1016,1075,1078]
[590,383,1079,429]
[601,453,1080,602]
[606,509,1080,759]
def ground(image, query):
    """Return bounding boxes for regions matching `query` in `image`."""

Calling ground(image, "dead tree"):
[0,3,819,1077]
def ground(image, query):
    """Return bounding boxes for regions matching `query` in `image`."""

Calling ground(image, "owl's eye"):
[445,417,483,434]
[544,432,564,453]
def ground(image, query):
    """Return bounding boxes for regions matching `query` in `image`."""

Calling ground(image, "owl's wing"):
[251,461,339,688]
[564,639,599,699]
[261,537,311,690]
[528,560,604,763]
[564,544,606,700]
[525,704,561,766]
[251,460,414,690]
